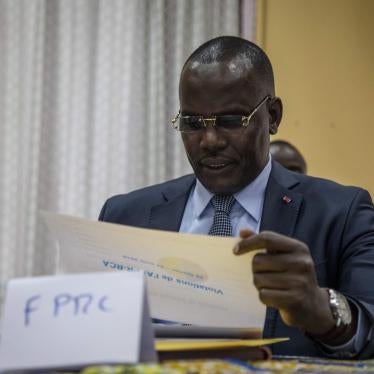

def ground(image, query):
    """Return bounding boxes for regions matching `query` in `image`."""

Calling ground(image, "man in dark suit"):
[99,36,374,359]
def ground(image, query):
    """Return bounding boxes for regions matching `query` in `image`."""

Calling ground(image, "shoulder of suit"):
[104,174,195,206]
[297,173,365,195]
[276,165,371,203]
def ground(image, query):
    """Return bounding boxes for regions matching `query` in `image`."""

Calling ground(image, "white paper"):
[0,272,156,372]
[42,212,266,329]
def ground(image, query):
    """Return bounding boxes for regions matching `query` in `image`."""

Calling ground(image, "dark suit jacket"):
[99,161,374,358]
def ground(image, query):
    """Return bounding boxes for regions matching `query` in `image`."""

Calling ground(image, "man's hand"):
[233,229,335,336]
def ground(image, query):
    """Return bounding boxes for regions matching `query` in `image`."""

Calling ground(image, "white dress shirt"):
[179,158,272,236]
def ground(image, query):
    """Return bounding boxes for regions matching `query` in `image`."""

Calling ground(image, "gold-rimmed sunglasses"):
[171,95,272,133]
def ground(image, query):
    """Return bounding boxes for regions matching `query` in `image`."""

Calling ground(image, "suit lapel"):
[148,176,196,232]
[260,162,304,339]
[260,164,303,237]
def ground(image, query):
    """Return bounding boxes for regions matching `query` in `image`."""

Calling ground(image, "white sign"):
[0,272,156,372]
[42,212,265,328]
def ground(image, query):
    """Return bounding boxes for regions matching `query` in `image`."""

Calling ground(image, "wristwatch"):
[327,288,352,327]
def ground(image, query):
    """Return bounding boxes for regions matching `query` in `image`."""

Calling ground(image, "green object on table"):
[81,364,183,374]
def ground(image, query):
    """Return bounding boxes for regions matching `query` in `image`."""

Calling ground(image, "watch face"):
[331,290,352,326]
[336,292,352,325]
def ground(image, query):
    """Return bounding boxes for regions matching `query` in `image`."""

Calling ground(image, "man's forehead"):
[182,56,256,83]
[180,61,264,100]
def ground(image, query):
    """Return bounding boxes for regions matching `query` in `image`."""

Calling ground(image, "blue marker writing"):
[98,296,111,312]
[53,293,72,317]
[24,295,41,326]
[73,293,93,314]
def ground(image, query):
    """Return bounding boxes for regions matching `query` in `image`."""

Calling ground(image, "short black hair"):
[182,36,274,90]
[270,140,301,153]
[270,140,307,174]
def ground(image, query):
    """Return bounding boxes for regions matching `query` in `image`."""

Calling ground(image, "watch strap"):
[307,289,355,345]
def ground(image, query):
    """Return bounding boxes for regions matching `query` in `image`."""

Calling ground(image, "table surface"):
[79,356,374,373]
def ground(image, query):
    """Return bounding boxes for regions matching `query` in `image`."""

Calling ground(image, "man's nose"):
[199,122,227,151]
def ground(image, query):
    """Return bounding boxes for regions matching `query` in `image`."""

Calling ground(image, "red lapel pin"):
[282,195,292,204]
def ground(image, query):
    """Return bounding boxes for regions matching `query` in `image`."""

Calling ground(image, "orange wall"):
[255,0,374,195]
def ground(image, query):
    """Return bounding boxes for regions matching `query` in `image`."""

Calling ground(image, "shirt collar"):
[234,157,272,223]
[192,156,272,222]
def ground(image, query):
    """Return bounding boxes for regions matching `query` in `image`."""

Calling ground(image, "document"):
[156,338,288,351]
[155,336,288,361]
[42,212,266,328]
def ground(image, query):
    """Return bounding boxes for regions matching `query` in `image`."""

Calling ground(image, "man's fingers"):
[257,288,303,310]
[253,272,288,290]
[233,230,308,255]
[252,252,313,273]
[239,228,256,239]
[252,253,288,272]
[253,272,308,292]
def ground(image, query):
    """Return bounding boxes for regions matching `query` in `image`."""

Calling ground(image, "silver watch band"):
[327,289,352,327]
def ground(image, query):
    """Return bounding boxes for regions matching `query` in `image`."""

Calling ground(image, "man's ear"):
[269,97,283,135]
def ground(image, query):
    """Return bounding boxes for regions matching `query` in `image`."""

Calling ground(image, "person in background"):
[99,36,374,359]
[270,140,307,174]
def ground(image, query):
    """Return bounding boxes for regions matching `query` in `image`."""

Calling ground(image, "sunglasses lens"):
[216,115,243,130]
[179,116,203,132]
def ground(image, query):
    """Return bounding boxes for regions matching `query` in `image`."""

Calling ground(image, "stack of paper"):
[41,212,289,361]
[42,212,266,329]
[154,325,288,361]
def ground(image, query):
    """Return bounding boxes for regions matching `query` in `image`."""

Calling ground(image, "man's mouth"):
[200,158,235,170]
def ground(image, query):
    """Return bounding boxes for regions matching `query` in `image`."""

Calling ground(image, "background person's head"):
[270,140,307,174]
[177,36,283,195]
